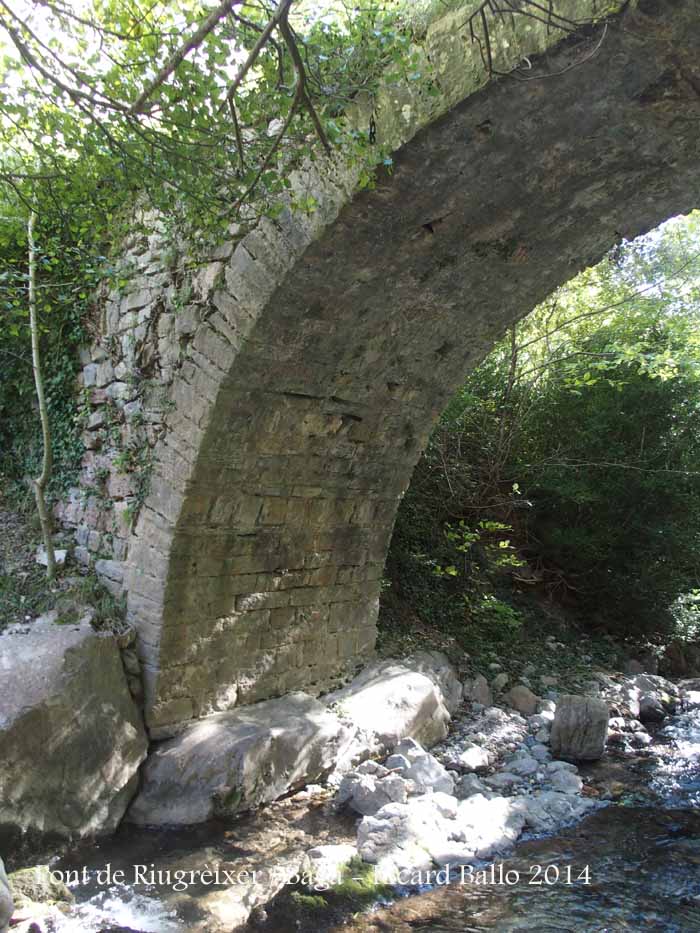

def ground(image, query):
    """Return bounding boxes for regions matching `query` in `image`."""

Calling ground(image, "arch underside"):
[128,2,700,735]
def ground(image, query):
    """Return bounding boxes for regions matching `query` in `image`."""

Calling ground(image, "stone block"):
[269,606,296,629]
[95,361,115,387]
[87,411,106,430]
[123,289,151,312]
[106,381,132,402]
[83,363,98,387]
[82,430,101,451]
[74,546,90,566]
[326,602,352,635]
[290,587,332,608]
[259,497,288,525]
[235,590,291,612]
[75,525,89,547]
[95,556,123,580]
[112,533,128,560]
[147,696,195,732]
[305,564,338,587]
[337,629,358,659]
[89,387,108,405]
[550,695,609,762]
[175,305,199,336]
[107,473,134,499]
[356,623,377,655]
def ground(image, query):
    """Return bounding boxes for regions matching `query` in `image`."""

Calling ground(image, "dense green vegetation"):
[0,236,101,504]
[0,0,427,505]
[0,0,459,607]
[382,213,700,658]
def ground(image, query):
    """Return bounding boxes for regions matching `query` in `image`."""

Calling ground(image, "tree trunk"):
[27,209,56,580]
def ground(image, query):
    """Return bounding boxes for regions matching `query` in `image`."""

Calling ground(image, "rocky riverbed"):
[3,661,698,933]
[257,676,700,933]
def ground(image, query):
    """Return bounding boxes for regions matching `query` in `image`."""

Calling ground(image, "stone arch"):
[81,0,700,735]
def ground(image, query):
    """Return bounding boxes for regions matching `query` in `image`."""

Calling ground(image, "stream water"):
[23,686,700,933]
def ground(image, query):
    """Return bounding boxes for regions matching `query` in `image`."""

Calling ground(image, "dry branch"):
[465,0,583,77]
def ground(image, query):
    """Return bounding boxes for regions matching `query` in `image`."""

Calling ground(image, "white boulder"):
[455,745,490,772]
[391,738,455,794]
[550,770,584,794]
[454,794,525,858]
[337,763,409,816]
[357,794,457,878]
[357,789,526,878]
[619,685,642,718]
[327,651,462,762]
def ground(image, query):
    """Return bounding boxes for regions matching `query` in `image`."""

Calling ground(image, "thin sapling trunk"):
[27,209,56,580]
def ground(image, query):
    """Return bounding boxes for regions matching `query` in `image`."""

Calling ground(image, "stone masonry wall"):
[56,219,230,593]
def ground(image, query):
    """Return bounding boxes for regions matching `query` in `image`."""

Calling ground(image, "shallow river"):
[35,692,700,932]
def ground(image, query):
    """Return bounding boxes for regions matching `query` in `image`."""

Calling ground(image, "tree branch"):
[0,3,130,113]
[232,80,303,214]
[222,0,294,112]
[515,250,700,354]
[279,14,331,154]
[228,97,247,169]
[129,0,240,115]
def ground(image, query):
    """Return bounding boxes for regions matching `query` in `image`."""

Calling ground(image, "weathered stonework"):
[57,0,700,736]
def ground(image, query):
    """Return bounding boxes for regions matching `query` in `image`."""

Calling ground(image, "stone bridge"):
[59,0,700,736]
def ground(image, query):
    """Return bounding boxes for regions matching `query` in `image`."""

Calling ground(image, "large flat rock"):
[0,620,148,840]
[327,651,462,759]
[127,693,354,825]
